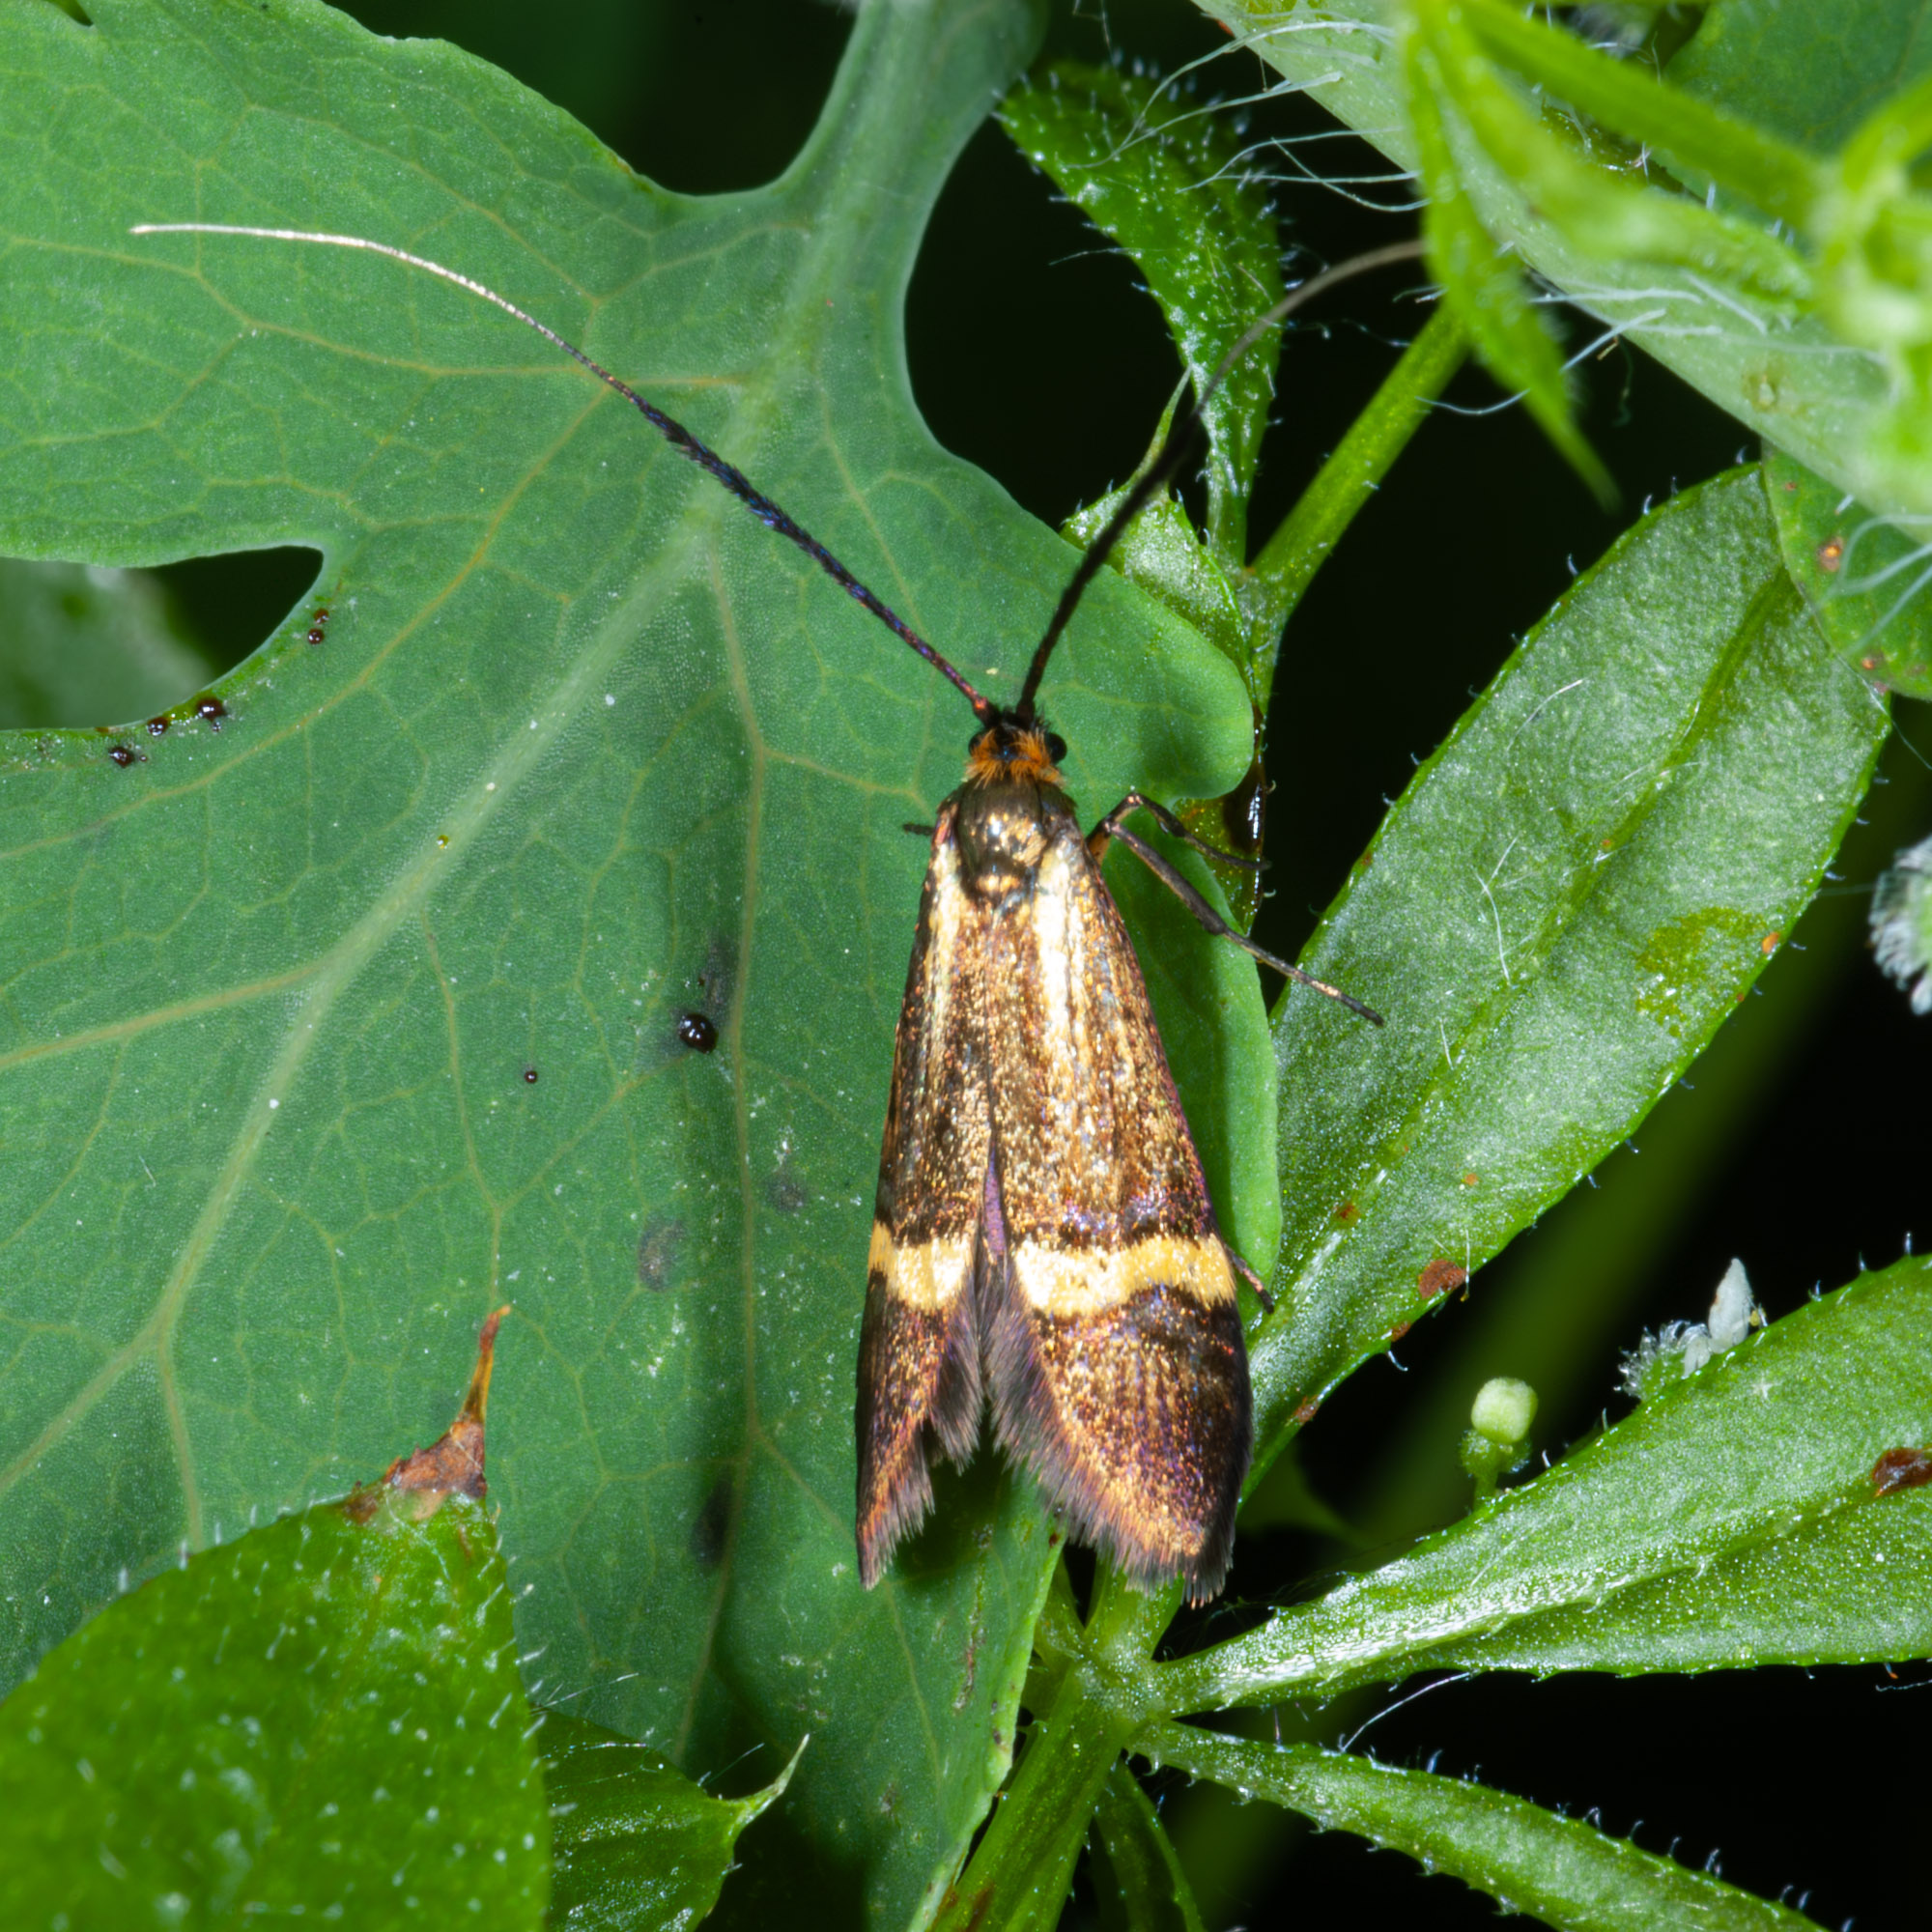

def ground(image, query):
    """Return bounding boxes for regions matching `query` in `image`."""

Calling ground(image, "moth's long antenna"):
[1014,239,1428,724]
[129,223,998,724]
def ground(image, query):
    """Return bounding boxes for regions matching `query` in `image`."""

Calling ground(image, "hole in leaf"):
[336,0,850,193]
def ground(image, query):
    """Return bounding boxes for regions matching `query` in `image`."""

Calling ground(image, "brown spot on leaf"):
[1816,535,1845,573]
[1461,1171,1480,1188]
[1388,1318,1412,1343]
[1418,1258,1468,1299]
[1335,1201,1359,1225]
[383,1308,508,1514]
[1761,931,1781,955]
[1869,1446,1932,1496]
[1293,1400,1321,1428]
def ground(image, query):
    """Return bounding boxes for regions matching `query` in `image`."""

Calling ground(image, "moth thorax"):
[957,784,1054,883]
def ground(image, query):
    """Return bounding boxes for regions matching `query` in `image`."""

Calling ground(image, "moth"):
[130,222,1383,1604]
[851,495,1379,1605]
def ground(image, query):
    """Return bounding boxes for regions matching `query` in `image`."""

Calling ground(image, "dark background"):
[175,1,1929,1924]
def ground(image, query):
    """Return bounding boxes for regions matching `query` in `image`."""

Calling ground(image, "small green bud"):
[1470,1376,1539,1446]
[1461,1378,1538,1507]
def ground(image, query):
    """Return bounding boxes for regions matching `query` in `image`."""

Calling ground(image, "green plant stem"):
[1091,1763,1209,1932]
[1245,305,1467,654]
[1085,1563,1183,1669]
[939,1567,1179,1932]
[932,1667,1141,1932]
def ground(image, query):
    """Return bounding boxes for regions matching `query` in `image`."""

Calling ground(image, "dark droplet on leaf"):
[107,744,140,767]
[523,1066,539,1085]
[195,696,228,729]
[147,715,170,737]
[677,1011,717,1053]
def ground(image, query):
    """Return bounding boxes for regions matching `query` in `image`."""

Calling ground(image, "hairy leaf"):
[999,60,1286,563]
[1199,0,1904,516]
[1253,468,1885,1473]
[1764,444,1932,700]
[0,1487,547,1926]
[1139,1723,1816,1931]
[1158,1256,1932,1711]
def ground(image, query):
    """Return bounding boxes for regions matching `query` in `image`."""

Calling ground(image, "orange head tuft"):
[965,718,1065,788]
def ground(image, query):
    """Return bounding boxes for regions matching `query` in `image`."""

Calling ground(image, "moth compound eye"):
[1046,733,1067,764]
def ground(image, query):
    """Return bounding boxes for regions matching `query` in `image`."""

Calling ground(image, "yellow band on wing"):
[1011,1233,1236,1318]
[867,1220,975,1314]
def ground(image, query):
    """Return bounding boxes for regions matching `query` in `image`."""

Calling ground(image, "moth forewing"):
[856,799,989,1584]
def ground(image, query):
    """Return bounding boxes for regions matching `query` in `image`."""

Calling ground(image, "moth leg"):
[1087,790,1263,872]
[901,821,937,838]
[1094,807,1385,1027]
[1227,1245,1276,1315]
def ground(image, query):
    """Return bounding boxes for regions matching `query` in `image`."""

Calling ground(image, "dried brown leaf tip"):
[384,1308,510,1514]
[1868,1445,1932,1497]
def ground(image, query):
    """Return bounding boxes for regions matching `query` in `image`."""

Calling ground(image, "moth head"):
[966,714,1065,787]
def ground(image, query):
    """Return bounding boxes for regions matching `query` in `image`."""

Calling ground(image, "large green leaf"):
[0,1483,548,1927]
[0,0,1262,1921]
[1156,1255,1932,1711]
[1248,468,1885,1473]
